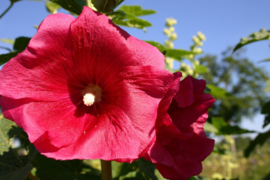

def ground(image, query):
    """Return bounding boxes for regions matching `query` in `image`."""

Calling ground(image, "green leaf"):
[112,12,152,30]
[233,28,270,52]
[263,115,270,128]
[259,57,270,63]
[265,79,270,92]
[13,37,31,51]
[0,115,16,155]
[194,64,209,74]
[0,51,19,65]
[10,0,22,3]
[119,5,156,16]
[144,41,166,52]
[0,164,32,180]
[244,129,270,157]
[92,0,124,14]
[49,0,84,15]
[33,154,100,180]
[0,38,14,45]
[206,84,230,99]
[166,49,195,61]
[145,41,196,60]
[212,117,255,135]
[204,121,218,133]
[261,101,270,114]
[46,1,61,14]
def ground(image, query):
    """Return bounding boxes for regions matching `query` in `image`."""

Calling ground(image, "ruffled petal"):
[41,105,141,161]
[0,13,75,101]
[115,66,173,153]
[169,94,215,128]
[69,6,164,76]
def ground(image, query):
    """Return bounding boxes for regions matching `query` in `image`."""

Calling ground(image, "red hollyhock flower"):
[0,7,173,161]
[144,74,215,180]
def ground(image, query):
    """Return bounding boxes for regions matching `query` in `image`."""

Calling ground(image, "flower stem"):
[0,2,13,19]
[101,160,112,180]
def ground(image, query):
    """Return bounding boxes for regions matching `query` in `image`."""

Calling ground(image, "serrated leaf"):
[204,121,218,133]
[244,129,270,157]
[46,1,61,14]
[0,38,15,45]
[49,0,84,15]
[0,51,20,65]
[0,115,16,155]
[233,28,270,52]
[13,37,31,51]
[119,5,156,16]
[212,117,255,135]
[194,64,209,74]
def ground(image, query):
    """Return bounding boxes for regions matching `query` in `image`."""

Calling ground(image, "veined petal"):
[0,13,75,101]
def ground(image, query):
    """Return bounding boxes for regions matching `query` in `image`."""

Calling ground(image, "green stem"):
[0,2,14,19]
[101,160,112,180]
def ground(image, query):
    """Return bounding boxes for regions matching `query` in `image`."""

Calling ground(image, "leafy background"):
[0,0,270,180]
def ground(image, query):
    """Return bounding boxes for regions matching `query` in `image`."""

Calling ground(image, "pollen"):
[83,93,95,106]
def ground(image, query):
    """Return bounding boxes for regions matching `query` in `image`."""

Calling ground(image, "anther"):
[83,93,95,106]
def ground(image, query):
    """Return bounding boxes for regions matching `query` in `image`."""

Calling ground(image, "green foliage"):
[244,129,270,157]
[0,115,16,155]
[33,154,100,180]
[193,64,209,74]
[0,38,15,45]
[111,6,155,30]
[13,37,31,51]
[49,0,85,15]
[92,0,124,14]
[233,28,270,52]
[212,117,255,135]
[261,101,270,128]
[200,50,269,123]
[119,5,156,16]
[46,1,61,14]
[0,117,37,180]
[145,41,195,61]
[204,121,218,133]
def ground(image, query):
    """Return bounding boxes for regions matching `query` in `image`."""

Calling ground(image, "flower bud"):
[169,27,175,32]
[197,31,206,41]
[163,28,170,36]
[165,40,174,49]
[166,17,177,27]
[193,48,202,53]
[165,57,174,69]
[170,33,177,41]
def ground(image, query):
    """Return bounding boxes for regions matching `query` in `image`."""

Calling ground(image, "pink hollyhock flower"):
[0,7,174,161]
[144,74,215,180]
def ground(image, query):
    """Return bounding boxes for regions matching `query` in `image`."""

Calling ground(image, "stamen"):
[83,93,95,106]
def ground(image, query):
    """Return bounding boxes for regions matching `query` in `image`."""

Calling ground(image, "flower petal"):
[0,13,75,101]
[69,6,164,74]
[116,66,173,153]
[42,105,141,161]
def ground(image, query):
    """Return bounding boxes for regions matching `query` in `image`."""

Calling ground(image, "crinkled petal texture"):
[145,75,215,180]
[0,7,173,161]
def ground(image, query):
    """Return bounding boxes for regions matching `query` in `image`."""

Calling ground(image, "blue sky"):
[0,0,270,134]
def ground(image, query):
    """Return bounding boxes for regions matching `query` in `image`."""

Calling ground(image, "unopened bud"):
[197,31,206,41]
[166,17,177,27]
